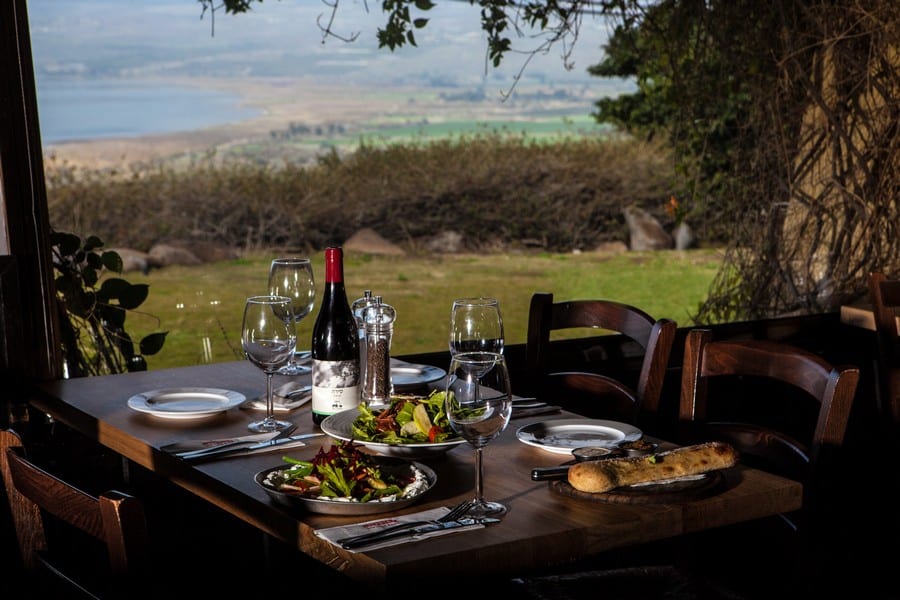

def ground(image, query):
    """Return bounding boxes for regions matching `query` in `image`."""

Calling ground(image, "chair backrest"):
[0,428,151,599]
[526,292,677,429]
[678,329,859,530]
[868,271,900,434]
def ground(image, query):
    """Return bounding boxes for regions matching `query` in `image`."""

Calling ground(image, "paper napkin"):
[315,507,485,553]
[160,430,279,454]
[242,382,311,412]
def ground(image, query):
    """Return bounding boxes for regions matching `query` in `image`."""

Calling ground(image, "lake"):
[37,78,260,145]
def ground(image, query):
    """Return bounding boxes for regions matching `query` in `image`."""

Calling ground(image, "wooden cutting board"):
[550,471,725,504]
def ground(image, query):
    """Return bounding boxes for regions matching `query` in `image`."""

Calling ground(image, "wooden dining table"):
[29,358,802,588]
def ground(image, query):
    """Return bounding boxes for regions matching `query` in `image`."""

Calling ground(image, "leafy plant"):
[51,230,167,377]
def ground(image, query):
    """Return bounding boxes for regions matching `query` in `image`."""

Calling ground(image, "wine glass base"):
[460,500,507,519]
[275,363,311,376]
[247,418,293,433]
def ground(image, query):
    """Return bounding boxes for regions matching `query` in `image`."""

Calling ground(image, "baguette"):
[567,441,739,494]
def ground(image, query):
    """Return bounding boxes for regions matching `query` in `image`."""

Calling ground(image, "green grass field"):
[123,248,723,371]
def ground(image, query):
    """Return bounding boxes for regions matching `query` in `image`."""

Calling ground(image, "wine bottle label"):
[311,358,360,416]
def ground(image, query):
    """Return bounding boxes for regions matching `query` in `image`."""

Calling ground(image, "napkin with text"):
[242,382,311,412]
[315,507,485,553]
[160,430,279,454]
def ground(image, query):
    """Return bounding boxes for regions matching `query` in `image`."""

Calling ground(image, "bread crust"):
[567,441,739,493]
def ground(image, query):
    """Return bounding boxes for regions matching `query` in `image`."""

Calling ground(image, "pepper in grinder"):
[352,290,374,395]
[362,296,396,408]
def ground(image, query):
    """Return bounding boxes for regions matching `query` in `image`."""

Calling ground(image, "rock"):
[109,248,153,274]
[424,230,464,254]
[594,240,629,254]
[168,240,239,263]
[148,244,203,267]
[343,228,406,256]
[623,205,674,251]
[674,222,696,250]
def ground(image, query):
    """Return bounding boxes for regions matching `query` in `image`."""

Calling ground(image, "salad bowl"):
[256,454,437,516]
[320,402,467,460]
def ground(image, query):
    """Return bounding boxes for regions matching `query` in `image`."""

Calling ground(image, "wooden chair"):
[525,292,677,432]
[677,329,859,596]
[0,428,151,599]
[868,271,900,436]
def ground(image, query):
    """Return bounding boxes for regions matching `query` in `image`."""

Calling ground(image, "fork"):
[334,500,476,548]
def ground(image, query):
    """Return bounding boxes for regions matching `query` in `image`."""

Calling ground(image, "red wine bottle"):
[311,247,360,425]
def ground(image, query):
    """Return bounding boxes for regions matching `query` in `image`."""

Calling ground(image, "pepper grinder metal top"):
[362,296,396,408]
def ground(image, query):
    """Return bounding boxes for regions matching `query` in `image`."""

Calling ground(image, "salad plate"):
[389,360,447,390]
[127,387,245,419]
[256,455,437,516]
[516,419,642,455]
[320,406,466,459]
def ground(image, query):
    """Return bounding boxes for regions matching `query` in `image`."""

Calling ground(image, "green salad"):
[351,391,457,444]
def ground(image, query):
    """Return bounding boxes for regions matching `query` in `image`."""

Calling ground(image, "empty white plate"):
[127,387,246,419]
[516,419,642,455]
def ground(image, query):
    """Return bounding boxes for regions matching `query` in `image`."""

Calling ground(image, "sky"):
[26,0,622,92]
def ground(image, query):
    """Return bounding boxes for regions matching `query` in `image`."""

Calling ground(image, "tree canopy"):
[202,0,900,323]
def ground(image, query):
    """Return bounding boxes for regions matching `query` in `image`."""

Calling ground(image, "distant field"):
[43,77,609,169]
[123,248,723,371]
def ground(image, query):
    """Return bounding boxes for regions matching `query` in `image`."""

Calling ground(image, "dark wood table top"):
[31,359,803,586]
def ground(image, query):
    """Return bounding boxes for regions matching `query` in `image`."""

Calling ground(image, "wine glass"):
[241,295,296,433]
[449,297,505,356]
[268,257,316,375]
[444,351,513,517]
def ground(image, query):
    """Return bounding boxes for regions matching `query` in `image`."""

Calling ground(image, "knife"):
[181,432,325,462]
[337,517,500,550]
[171,426,292,458]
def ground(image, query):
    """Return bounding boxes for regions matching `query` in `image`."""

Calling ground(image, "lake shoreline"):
[41,76,603,170]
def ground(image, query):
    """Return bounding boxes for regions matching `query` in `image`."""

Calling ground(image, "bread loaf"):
[567,441,739,493]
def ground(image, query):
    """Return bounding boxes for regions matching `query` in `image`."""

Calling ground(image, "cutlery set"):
[171,425,325,462]
[336,516,501,550]
[512,397,561,418]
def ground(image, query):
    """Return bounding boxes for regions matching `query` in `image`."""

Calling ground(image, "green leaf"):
[413,18,428,29]
[414,0,434,10]
[86,253,103,270]
[54,232,82,256]
[101,251,124,273]
[118,283,149,310]
[100,305,126,329]
[83,267,99,288]
[139,332,167,355]
[99,278,130,300]
[84,235,104,252]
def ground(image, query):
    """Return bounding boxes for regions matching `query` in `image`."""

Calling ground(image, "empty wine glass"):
[268,257,315,375]
[449,297,504,356]
[444,351,513,517]
[241,295,296,433]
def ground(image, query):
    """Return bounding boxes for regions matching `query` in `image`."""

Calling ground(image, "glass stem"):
[265,371,275,425]
[474,447,485,504]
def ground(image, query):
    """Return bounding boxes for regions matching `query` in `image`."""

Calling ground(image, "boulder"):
[343,228,406,256]
[623,205,674,251]
[148,244,203,267]
[424,230,464,254]
[109,248,153,274]
[674,222,696,250]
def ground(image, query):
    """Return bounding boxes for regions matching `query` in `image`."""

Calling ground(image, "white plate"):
[127,387,246,419]
[390,360,447,390]
[515,419,642,455]
[320,408,466,459]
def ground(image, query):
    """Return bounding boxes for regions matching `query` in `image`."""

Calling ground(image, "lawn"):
[123,248,724,371]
